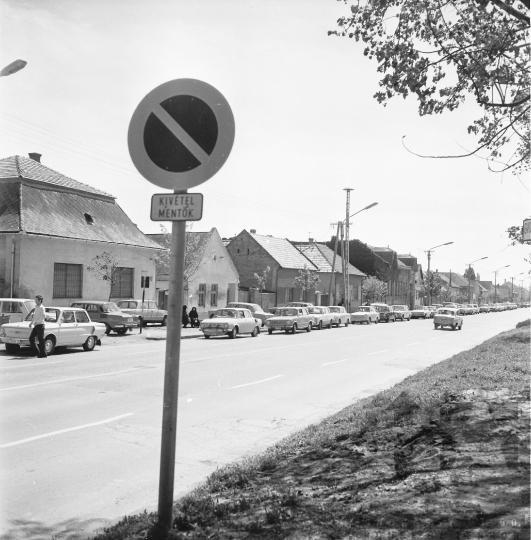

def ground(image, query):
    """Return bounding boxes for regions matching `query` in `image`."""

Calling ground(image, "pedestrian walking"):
[29,295,47,358]
[189,307,199,328]
[182,305,190,328]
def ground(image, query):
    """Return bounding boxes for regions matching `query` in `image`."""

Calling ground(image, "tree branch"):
[484,0,530,24]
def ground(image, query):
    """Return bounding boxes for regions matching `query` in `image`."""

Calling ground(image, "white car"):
[308,306,335,329]
[350,306,379,324]
[434,308,463,331]
[0,307,106,355]
[200,308,261,339]
[411,307,430,319]
[328,306,351,327]
[0,298,36,327]
[265,307,313,334]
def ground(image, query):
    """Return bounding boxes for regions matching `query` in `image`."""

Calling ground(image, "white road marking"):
[367,349,389,355]
[0,413,134,449]
[0,368,140,391]
[0,361,63,369]
[229,375,283,389]
[322,358,349,366]
[407,342,421,346]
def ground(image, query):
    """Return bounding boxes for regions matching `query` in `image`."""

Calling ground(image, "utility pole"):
[328,222,341,305]
[343,188,353,312]
[340,221,346,307]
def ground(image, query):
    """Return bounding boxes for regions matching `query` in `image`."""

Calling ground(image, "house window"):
[285,288,294,302]
[210,284,218,306]
[53,263,83,298]
[110,267,134,298]
[198,283,206,307]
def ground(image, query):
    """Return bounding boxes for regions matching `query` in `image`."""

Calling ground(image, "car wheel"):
[116,328,127,335]
[83,335,96,351]
[5,343,20,353]
[268,329,273,335]
[204,335,210,339]
[291,323,298,334]
[345,319,349,327]
[328,320,333,329]
[434,324,439,329]
[451,324,457,331]
[104,323,112,335]
[161,316,167,327]
[307,322,312,332]
[459,323,463,330]
[318,320,322,330]
[44,336,55,355]
[228,327,238,339]
[251,326,259,337]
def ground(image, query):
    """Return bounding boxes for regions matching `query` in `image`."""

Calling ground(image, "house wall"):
[10,234,157,305]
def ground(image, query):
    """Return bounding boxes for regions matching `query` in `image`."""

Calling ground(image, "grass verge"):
[93,323,530,540]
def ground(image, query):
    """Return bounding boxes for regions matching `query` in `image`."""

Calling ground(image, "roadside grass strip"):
[91,322,530,540]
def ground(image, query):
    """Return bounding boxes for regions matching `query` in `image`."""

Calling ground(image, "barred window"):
[111,267,134,298]
[210,284,218,307]
[53,263,82,298]
[198,283,206,307]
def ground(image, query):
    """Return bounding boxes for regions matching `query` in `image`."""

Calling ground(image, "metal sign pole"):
[157,207,187,531]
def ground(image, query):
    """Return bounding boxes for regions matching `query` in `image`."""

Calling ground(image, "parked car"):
[479,304,491,313]
[433,307,463,331]
[265,307,313,334]
[200,308,260,339]
[286,302,314,308]
[225,302,273,327]
[469,304,480,314]
[0,298,36,327]
[371,303,396,323]
[410,307,430,319]
[71,301,139,335]
[0,307,106,355]
[116,300,168,326]
[328,306,351,327]
[308,306,334,329]
[391,305,411,321]
[350,306,379,324]
[442,302,458,309]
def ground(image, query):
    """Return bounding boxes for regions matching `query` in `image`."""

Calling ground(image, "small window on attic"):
[84,213,94,225]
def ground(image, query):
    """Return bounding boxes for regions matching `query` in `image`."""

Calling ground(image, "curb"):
[144,333,202,341]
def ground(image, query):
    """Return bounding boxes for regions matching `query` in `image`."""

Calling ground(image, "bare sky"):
[1,0,529,285]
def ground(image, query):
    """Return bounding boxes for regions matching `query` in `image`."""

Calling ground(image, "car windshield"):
[328,307,340,313]
[308,307,323,314]
[356,307,370,312]
[372,305,388,312]
[213,310,237,318]
[101,302,120,313]
[25,307,60,322]
[437,309,455,315]
[277,308,298,317]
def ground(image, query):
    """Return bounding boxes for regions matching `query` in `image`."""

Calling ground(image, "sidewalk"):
[142,325,202,341]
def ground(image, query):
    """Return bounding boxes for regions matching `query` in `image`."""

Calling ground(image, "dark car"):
[71,301,139,335]
[370,303,396,323]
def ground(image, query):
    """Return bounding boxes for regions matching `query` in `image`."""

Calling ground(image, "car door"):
[74,310,92,342]
[58,310,79,345]
[237,310,250,333]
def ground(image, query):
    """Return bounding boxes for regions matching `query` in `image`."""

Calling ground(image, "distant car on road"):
[200,308,260,339]
[0,298,36,327]
[371,303,396,323]
[411,307,430,319]
[391,305,411,321]
[286,301,314,308]
[225,302,273,327]
[308,306,334,330]
[434,308,463,331]
[265,307,313,334]
[425,306,437,318]
[71,301,138,335]
[0,307,106,355]
[479,304,491,313]
[350,305,379,324]
[116,300,168,326]
[328,306,351,327]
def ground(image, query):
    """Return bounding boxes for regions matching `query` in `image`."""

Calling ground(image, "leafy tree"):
[155,224,207,288]
[294,266,321,301]
[421,270,446,299]
[362,275,388,302]
[87,251,127,301]
[254,266,271,307]
[464,267,476,281]
[329,0,530,173]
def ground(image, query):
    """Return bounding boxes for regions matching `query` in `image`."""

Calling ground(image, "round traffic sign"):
[128,79,235,190]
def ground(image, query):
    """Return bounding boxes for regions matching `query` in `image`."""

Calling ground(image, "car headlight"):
[285,319,293,325]
[265,320,271,326]
[221,323,229,330]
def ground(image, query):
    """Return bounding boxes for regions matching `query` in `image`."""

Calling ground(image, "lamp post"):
[425,242,453,306]
[510,272,524,302]
[337,201,378,311]
[0,59,27,77]
[466,257,488,303]
[494,265,510,303]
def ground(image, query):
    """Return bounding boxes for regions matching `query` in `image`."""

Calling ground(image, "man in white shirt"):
[29,295,47,358]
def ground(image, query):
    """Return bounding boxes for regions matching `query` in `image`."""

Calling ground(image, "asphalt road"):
[0,309,527,540]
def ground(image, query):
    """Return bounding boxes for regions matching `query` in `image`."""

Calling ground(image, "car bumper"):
[1,337,30,346]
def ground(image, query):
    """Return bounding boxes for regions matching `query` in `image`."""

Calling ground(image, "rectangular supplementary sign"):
[151,193,203,221]
[523,218,531,242]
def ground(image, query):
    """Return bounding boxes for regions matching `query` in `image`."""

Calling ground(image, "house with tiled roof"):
[147,228,239,319]
[0,154,162,305]
[226,230,364,308]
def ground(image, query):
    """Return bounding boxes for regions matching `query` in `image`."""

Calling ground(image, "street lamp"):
[0,59,27,77]
[466,256,488,303]
[425,242,453,306]
[493,265,510,303]
[510,272,524,302]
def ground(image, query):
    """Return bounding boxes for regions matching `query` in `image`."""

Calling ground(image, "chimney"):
[29,153,42,162]
[250,229,256,234]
